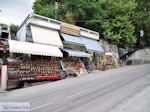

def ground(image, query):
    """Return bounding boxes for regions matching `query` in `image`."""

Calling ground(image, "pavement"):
[0,64,150,112]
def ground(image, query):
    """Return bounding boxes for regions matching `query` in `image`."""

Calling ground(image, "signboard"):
[61,22,80,36]
[80,30,99,40]
[106,55,113,65]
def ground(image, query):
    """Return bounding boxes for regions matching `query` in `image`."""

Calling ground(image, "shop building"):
[1,14,104,89]
[8,14,65,81]
[59,22,90,76]
[0,23,10,79]
[80,28,104,70]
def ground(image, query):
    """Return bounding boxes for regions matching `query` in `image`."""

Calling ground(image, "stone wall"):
[128,48,150,64]
[99,39,119,65]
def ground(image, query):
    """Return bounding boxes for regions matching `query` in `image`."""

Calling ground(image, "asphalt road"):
[0,64,150,112]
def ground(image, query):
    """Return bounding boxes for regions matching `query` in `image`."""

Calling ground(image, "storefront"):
[7,15,65,81]
[80,29,104,70]
[60,23,90,75]
[104,53,114,69]
[7,39,64,81]
[60,48,90,75]
[6,14,104,82]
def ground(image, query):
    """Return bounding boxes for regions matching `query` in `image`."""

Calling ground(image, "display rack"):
[7,60,61,81]
[61,57,86,74]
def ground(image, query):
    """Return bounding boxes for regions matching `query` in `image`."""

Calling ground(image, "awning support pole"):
[1,65,8,90]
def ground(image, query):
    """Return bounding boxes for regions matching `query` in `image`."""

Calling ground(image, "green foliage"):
[63,0,107,32]
[33,0,107,32]
[33,0,56,19]
[33,0,150,50]
[10,24,18,39]
[102,16,136,49]
[131,0,150,47]
[102,0,137,50]
[107,0,136,16]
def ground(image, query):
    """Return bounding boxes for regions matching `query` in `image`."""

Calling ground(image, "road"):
[0,64,150,112]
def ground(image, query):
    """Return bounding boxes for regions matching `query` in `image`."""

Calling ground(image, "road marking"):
[67,89,92,99]
[66,82,113,99]
[31,102,54,111]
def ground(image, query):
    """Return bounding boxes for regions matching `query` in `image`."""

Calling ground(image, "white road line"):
[67,89,92,99]
[31,102,54,111]
[66,82,113,99]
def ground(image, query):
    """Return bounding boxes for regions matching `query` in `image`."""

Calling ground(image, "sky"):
[0,0,35,25]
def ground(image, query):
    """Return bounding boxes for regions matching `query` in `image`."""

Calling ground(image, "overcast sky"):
[0,0,35,25]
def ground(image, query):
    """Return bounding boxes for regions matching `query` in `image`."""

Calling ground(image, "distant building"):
[0,24,10,41]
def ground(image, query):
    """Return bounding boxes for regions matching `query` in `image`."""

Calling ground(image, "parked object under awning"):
[81,36,104,53]
[61,48,90,57]
[30,25,63,47]
[8,40,63,57]
[61,33,84,46]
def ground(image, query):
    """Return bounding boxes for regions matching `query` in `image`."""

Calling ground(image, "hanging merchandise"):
[104,53,113,69]
[88,57,97,71]
[96,56,100,69]
[7,59,61,81]
[61,57,86,75]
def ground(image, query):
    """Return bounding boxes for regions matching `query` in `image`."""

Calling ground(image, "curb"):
[0,90,7,93]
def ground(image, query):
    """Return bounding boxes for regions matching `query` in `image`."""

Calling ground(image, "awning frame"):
[61,48,90,58]
[60,33,85,46]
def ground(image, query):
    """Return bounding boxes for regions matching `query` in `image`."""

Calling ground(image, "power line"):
[73,13,150,23]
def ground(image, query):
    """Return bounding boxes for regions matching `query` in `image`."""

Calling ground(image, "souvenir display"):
[87,58,97,71]
[7,59,60,81]
[61,57,86,74]
[88,62,97,70]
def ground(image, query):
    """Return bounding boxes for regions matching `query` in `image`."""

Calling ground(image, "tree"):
[33,0,56,19]
[33,0,106,32]
[102,16,136,49]
[102,0,137,50]
[33,0,141,50]
[10,24,18,40]
[131,0,150,48]
[59,0,107,32]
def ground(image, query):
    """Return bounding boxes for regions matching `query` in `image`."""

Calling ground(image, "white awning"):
[8,40,63,57]
[30,25,63,47]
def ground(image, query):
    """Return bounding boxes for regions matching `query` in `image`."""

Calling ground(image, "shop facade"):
[7,14,66,82]
[80,28,104,70]
[2,14,104,87]
[60,22,90,75]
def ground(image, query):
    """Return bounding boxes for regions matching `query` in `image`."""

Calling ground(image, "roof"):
[17,13,99,38]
